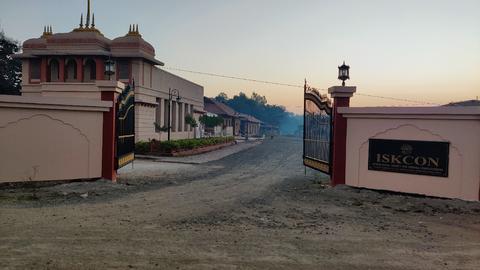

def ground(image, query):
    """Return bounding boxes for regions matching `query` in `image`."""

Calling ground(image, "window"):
[178,102,183,132]
[117,60,129,80]
[83,59,96,81]
[164,99,169,130]
[155,98,162,132]
[48,59,60,82]
[30,59,41,81]
[171,102,177,132]
[190,105,194,131]
[65,59,77,81]
[184,104,189,131]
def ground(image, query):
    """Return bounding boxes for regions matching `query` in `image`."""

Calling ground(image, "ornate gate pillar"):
[328,86,356,186]
[97,81,124,181]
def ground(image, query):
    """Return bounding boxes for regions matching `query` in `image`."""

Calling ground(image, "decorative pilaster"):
[59,58,65,82]
[329,85,356,186]
[40,57,48,82]
[76,57,83,82]
[95,58,104,80]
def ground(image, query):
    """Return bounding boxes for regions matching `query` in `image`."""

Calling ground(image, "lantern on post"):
[104,58,115,80]
[338,61,350,86]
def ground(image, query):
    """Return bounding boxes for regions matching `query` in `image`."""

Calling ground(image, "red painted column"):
[76,57,83,82]
[96,58,105,80]
[328,86,356,186]
[102,91,117,181]
[40,57,48,82]
[59,58,65,82]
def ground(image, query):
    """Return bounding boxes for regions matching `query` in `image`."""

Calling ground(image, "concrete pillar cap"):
[328,86,356,98]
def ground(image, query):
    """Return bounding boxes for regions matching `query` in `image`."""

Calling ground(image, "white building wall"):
[340,107,480,201]
[132,60,204,142]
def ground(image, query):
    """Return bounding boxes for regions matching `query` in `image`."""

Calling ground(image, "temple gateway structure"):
[14,0,204,142]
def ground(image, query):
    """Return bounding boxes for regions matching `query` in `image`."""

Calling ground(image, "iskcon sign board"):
[368,139,450,177]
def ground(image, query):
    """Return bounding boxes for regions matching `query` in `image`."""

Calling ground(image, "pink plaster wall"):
[0,95,111,183]
[340,107,480,201]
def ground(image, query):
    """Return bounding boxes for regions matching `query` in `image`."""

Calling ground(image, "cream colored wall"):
[135,104,156,142]
[132,59,204,142]
[0,95,111,183]
[21,81,125,100]
[22,59,30,83]
[340,107,480,201]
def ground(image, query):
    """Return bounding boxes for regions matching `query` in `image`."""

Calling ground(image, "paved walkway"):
[135,139,263,164]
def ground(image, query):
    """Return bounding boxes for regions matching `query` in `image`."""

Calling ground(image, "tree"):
[0,30,21,95]
[217,91,303,135]
[199,115,224,128]
[214,92,228,103]
[185,114,198,128]
[251,92,267,105]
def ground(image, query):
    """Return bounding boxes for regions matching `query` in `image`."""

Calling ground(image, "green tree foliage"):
[214,91,302,135]
[199,115,224,128]
[0,30,21,95]
[185,114,198,128]
[214,92,228,103]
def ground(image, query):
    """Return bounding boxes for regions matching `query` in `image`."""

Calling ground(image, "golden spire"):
[86,0,91,28]
[73,0,102,35]
[42,25,53,37]
[127,24,141,37]
[79,13,84,28]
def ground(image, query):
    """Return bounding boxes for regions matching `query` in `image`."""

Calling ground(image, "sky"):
[1,0,479,114]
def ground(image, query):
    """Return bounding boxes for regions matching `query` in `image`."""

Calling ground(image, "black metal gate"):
[115,83,135,169]
[303,81,333,174]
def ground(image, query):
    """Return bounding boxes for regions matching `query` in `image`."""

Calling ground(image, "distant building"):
[13,0,204,142]
[238,113,261,137]
[203,97,240,136]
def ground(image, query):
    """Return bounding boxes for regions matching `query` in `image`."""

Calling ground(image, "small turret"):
[42,25,53,38]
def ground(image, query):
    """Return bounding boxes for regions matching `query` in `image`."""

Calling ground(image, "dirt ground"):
[0,137,479,270]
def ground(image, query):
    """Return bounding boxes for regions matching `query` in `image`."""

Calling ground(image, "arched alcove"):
[48,58,60,82]
[65,58,78,81]
[83,58,97,82]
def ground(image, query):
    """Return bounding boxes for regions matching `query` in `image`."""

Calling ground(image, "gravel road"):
[0,137,479,269]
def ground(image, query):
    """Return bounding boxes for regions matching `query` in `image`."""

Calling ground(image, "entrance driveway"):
[1,137,479,269]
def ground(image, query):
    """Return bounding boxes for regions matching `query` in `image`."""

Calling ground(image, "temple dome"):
[23,37,47,50]
[111,35,155,56]
[111,26,162,65]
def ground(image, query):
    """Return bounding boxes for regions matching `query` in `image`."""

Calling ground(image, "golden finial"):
[126,23,141,37]
[79,13,84,28]
[72,0,103,35]
[86,0,91,28]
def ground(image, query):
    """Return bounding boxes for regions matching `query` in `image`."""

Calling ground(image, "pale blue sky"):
[1,0,479,113]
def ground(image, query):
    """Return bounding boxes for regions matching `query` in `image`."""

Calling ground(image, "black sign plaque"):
[368,139,449,177]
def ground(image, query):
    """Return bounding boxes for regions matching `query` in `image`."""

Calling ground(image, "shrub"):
[135,136,235,155]
[135,141,150,154]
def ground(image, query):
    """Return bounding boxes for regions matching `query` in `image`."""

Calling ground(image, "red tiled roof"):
[204,97,238,117]
[238,113,262,123]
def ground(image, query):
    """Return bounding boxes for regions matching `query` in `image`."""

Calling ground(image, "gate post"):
[328,86,356,186]
[98,81,124,181]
